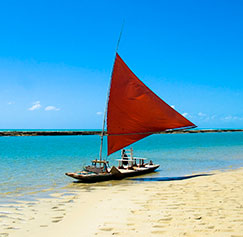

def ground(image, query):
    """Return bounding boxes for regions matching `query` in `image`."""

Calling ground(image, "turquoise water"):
[0,132,243,200]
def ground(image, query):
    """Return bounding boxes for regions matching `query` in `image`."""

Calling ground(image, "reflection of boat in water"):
[66,53,196,183]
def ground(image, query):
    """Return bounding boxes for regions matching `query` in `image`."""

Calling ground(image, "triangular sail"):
[107,53,196,156]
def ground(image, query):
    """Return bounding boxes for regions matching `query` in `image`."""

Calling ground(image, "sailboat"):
[65,53,196,182]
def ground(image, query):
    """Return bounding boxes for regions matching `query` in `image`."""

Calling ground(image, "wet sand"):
[1,168,243,237]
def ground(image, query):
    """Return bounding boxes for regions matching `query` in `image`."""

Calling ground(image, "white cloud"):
[8,101,15,105]
[198,112,206,117]
[45,106,60,111]
[170,105,175,109]
[222,115,243,121]
[96,112,102,115]
[224,116,232,120]
[28,101,41,111]
[182,112,188,117]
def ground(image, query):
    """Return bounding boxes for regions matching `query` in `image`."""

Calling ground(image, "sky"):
[0,0,243,129]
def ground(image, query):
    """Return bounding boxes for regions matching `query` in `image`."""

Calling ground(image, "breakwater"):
[0,129,243,136]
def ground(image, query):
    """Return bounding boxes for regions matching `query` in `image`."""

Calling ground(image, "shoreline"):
[2,167,243,236]
[0,129,243,137]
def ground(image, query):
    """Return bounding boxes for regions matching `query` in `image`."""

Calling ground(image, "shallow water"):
[0,132,242,201]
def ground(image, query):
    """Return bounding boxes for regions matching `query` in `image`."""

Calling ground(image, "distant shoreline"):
[0,129,243,136]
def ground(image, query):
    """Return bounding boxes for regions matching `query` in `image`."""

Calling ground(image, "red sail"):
[107,53,196,155]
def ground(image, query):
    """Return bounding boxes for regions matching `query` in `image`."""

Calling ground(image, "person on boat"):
[122,149,128,166]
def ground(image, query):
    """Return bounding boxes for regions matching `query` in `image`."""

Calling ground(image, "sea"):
[0,130,243,203]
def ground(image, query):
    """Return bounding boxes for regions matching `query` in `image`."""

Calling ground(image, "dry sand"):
[1,168,243,237]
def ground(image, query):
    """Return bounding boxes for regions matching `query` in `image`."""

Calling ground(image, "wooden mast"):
[99,21,125,161]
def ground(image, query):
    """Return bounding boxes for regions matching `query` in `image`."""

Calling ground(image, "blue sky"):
[0,0,242,129]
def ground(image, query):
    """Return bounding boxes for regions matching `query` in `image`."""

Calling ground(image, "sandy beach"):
[1,168,243,237]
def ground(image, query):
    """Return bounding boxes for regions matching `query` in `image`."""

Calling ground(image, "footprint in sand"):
[54,209,65,212]
[64,199,74,203]
[127,223,135,226]
[198,222,206,226]
[52,219,62,223]
[0,233,9,237]
[158,217,172,222]
[99,227,113,231]
[5,227,19,230]
[151,230,166,234]
[207,226,215,229]
[52,216,63,223]
[153,224,165,228]
[111,232,119,235]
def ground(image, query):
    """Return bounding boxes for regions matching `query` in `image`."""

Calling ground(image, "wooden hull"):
[65,164,160,183]
[65,172,114,183]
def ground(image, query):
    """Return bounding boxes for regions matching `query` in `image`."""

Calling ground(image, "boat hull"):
[118,164,160,178]
[65,164,160,183]
[65,172,114,183]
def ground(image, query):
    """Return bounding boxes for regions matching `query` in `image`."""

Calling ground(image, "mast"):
[99,21,125,161]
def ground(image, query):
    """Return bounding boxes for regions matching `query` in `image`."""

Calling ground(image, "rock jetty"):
[0,129,242,137]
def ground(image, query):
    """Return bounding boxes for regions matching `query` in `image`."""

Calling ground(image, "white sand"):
[1,168,243,236]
